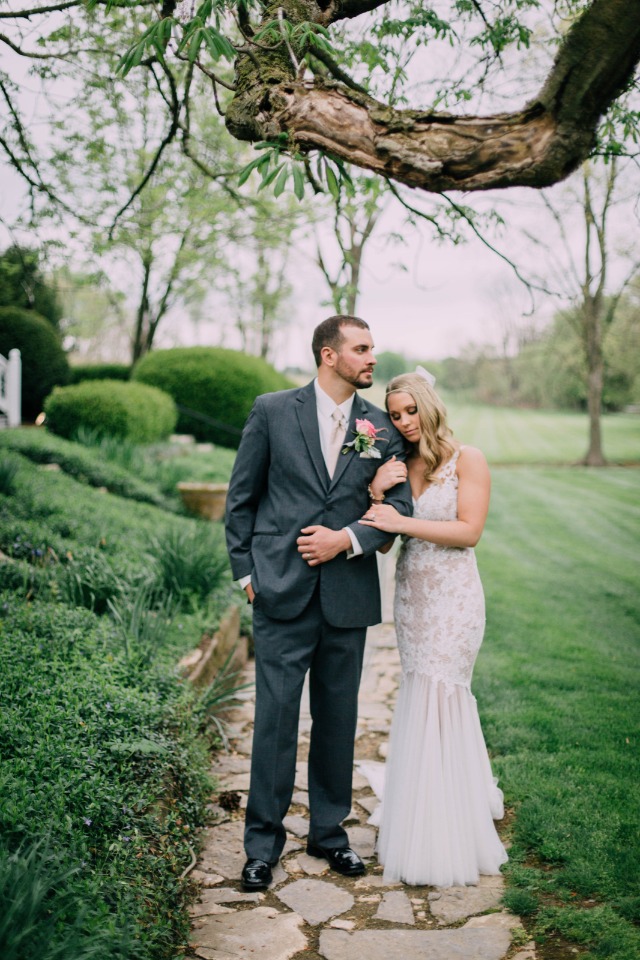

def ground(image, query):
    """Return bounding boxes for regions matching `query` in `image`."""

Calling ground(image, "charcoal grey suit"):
[225,381,412,862]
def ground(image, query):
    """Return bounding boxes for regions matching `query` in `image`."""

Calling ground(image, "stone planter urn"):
[177,482,229,521]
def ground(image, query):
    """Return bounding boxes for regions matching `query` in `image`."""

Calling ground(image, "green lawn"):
[363,384,640,464]
[447,403,640,465]
[475,466,640,959]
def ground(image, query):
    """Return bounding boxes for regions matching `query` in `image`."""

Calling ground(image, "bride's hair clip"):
[415,365,436,387]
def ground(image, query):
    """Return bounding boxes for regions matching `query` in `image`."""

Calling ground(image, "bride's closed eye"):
[390,408,417,421]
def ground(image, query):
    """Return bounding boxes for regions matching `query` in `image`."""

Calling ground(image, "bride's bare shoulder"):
[456,445,489,474]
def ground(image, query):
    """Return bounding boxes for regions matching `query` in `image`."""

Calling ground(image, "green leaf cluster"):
[239,138,353,202]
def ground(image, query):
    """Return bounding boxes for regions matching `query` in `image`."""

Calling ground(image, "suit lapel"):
[295,382,330,488]
[329,393,370,490]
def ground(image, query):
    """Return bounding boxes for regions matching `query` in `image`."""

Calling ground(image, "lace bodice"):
[394,448,485,690]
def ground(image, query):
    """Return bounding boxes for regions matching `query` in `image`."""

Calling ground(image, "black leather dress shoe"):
[306,843,365,876]
[241,858,273,891]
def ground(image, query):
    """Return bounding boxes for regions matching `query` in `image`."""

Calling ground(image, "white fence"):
[0,348,21,428]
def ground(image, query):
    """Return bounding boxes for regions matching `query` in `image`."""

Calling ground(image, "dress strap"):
[437,449,461,480]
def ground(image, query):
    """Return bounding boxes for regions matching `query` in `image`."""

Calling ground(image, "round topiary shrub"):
[44,379,177,443]
[132,347,293,448]
[0,306,69,421]
[69,363,131,384]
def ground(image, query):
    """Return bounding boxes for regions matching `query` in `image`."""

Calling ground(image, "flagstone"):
[217,771,251,791]
[428,875,505,923]
[198,821,245,879]
[191,906,307,960]
[356,794,378,816]
[296,852,330,876]
[318,927,513,960]
[374,890,415,925]
[211,755,251,776]
[463,911,522,932]
[190,870,224,886]
[276,878,355,926]
[190,887,261,917]
[283,814,309,838]
[354,875,401,889]
[346,824,377,859]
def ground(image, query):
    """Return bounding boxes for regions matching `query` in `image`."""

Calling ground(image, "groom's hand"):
[297,526,351,566]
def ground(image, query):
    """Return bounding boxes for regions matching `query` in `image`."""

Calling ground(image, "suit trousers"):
[245,584,367,863]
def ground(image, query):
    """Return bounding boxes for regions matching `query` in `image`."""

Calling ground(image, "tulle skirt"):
[367,671,508,887]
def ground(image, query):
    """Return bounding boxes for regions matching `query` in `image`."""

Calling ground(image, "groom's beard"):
[336,359,375,390]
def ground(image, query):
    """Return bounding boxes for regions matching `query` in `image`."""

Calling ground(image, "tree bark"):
[226,0,640,193]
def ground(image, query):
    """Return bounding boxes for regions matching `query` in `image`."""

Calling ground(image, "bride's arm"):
[359,447,490,548]
[368,455,407,501]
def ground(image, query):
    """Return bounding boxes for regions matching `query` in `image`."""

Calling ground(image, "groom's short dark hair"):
[312,315,370,367]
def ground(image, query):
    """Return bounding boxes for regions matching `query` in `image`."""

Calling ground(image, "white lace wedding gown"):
[370,449,508,887]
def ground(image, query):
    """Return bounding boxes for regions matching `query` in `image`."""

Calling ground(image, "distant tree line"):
[379,289,640,414]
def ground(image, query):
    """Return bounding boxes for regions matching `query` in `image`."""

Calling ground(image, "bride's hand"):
[359,503,404,534]
[369,456,408,499]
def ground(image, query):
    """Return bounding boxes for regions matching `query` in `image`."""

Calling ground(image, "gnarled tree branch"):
[226,0,640,193]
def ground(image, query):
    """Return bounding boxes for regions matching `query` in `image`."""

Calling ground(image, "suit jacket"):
[225,381,413,627]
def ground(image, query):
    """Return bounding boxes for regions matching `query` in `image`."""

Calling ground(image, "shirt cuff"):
[344,526,363,558]
[237,575,252,589]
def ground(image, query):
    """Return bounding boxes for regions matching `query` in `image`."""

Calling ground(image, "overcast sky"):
[2,4,637,372]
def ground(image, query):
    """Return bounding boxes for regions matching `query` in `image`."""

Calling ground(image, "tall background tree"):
[523,160,640,464]
[0,245,62,328]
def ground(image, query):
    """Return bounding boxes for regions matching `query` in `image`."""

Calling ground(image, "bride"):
[358,370,508,887]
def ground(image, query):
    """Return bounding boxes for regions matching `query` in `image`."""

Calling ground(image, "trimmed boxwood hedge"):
[0,306,69,421]
[132,347,293,448]
[44,379,177,443]
[69,363,131,384]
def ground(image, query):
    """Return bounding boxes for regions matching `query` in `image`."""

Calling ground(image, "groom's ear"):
[320,345,336,368]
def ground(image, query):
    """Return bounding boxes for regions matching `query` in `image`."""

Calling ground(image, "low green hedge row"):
[133,346,293,448]
[0,428,175,509]
[0,306,69,421]
[69,363,131,384]
[44,379,177,444]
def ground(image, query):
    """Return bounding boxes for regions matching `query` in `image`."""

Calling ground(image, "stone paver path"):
[187,623,535,960]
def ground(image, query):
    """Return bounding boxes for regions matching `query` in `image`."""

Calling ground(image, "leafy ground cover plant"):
[0,595,212,959]
[0,836,130,960]
[0,435,250,957]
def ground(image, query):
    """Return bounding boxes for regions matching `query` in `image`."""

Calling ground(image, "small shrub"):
[132,346,293,448]
[69,363,130,384]
[108,584,179,666]
[58,550,124,614]
[44,379,177,443]
[195,646,254,749]
[502,888,539,917]
[0,454,19,495]
[147,523,229,607]
[0,306,69,421]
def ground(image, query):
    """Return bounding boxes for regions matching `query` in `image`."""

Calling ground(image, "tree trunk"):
[131,256,152,364]
[581,297,607,466]
[226,0,640,194]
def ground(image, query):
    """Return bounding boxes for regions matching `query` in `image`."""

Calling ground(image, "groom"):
[225,315,412,891]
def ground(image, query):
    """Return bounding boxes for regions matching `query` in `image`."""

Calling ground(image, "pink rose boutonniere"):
[342,418,388,459]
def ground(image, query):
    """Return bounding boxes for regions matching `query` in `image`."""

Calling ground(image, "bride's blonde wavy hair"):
[385,373,456,484]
